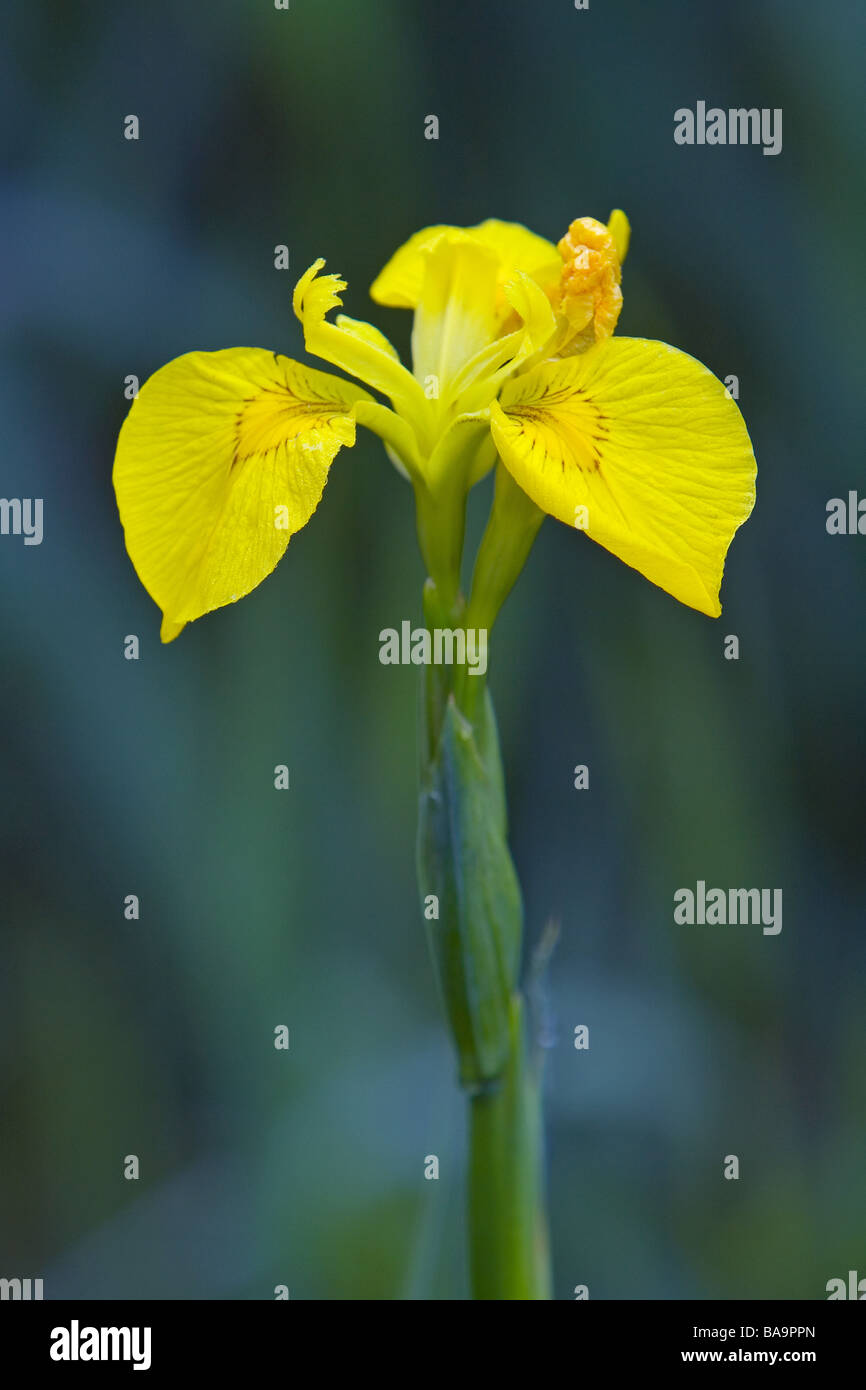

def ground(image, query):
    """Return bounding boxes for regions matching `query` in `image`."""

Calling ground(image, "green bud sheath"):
[417,692,522,1088]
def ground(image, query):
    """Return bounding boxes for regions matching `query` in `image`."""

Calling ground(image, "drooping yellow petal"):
[490,339,756,616]
[114,348,371,640]
[370,219,559,315]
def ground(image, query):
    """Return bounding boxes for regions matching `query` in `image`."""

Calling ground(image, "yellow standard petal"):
[369,225,461,308]
[411,233,501,390]
[472,219,561,282]
[370,219,559,318]
[490,339,756,616]
[114,348,371,640]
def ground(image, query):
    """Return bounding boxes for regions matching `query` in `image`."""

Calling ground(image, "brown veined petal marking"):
[491,338,756,616]
[113,348,372,640]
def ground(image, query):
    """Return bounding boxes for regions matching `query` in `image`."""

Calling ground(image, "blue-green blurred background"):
[1,0,864,1299]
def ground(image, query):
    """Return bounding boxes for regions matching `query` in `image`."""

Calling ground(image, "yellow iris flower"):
[114,212,756,641]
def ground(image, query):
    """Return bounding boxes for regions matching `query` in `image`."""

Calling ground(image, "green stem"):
[454,463,544,724]
[468,995,551,1300]
[414,454,551,1300]
[414,474,465,611]
[420,579,465,767]
[465,464,545,635]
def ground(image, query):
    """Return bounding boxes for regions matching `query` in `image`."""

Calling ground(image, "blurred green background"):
[1,0,864,1300]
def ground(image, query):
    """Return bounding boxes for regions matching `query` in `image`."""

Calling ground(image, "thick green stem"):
[416,621,552,1298]
[468,995,552,1300]
[414,474,465,611]
[414,451,551,1299]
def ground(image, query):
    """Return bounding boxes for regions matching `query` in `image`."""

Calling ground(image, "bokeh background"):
[1,0,864,1300]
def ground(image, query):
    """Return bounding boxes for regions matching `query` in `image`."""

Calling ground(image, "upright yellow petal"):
[411,233,500,390]
[114,349,371,640]
[370,225,461,308]
[472,219,560,283]
[606,208,630,265]
[371,219,558,315]
[490,339,756,616]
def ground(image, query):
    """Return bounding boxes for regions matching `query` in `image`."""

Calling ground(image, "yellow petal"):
[490,339,756,615]
[334,314,400,360]
[370,225,460,308]
[292,258,345,325]
[444,272,558,415]
[411,233,500,389]
[294,260,429,435]
[370,219,558,312]
[472,219,560,282]
[502,271,558,353]
[114,348,371,640]
[473,219,563,320]
[607,208,630,265]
